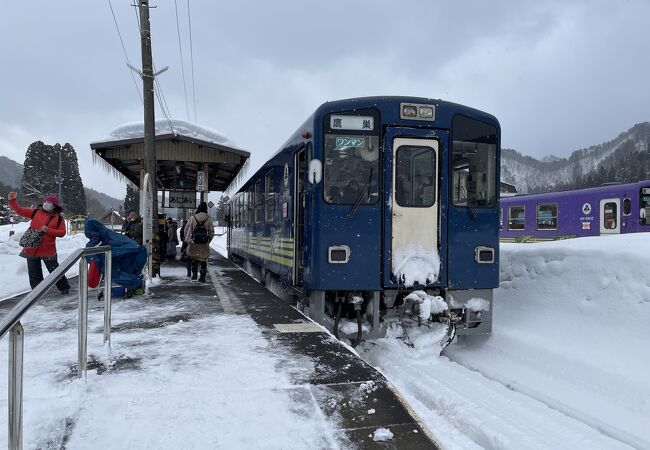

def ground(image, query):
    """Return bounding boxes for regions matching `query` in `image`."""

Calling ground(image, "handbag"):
[167,241,178,257]
[19,228,45,248]
[19,212,56,249]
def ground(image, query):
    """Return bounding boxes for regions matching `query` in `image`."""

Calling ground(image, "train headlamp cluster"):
[400,103,435,121]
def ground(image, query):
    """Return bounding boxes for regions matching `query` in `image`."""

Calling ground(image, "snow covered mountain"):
[502,122,650,193]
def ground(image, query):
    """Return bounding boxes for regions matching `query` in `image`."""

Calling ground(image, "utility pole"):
[55,143,62,202]
[139,0,158,266]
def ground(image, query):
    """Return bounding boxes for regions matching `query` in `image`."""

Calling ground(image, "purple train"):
[500,180,650,242]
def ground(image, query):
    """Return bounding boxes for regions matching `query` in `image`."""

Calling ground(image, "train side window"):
[641,188,650,225]
[255,181,262,223]
[500,207,503,230]
[508,206,525,230]
[248,189,255,224]
[265,171,275,222]
[537,203,558,230]
[604,202,617,229]
[623,198,631,216]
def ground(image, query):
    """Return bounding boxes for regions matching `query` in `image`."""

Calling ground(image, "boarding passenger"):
[123,210,143,244]
[183,202,214,283]
[166,217,179,260]
[7,192,71,295]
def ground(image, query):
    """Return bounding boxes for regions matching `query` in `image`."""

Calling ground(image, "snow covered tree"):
[60,143,87,215]
[21,141,87,214]
[21,141,56,202]
[124,184,140,214]
[0,194,11,225]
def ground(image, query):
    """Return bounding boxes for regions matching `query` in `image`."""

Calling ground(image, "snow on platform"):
[0,254,436,449]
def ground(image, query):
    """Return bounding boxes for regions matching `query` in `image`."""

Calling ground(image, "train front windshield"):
[324,134,380,204]
[452,115,498,208]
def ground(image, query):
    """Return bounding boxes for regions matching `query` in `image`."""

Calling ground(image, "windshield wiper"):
[347,169,373,219]
[460,185,478,221]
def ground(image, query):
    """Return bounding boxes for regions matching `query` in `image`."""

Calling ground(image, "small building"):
[99,210,125,231]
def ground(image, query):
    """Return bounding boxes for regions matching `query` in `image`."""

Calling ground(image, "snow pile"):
[97,119,242,150]
[464,297,490,312]
[392,245,440,287]
[0,223,88,301]
[361,233,650,449]
[372,427,394,442]
[405,290,448,320]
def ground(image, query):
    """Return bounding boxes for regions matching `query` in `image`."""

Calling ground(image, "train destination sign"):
[166,191,197,209]
[330,115,374,131]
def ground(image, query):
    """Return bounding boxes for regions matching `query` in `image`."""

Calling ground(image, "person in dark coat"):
[166,217,179,260]
[123,210,143,245]
[8,192,71,294]
[183,202,214,282]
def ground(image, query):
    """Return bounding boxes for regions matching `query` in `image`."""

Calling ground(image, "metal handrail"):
[0,245,112,450]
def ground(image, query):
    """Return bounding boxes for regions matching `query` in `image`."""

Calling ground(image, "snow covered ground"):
[0,227,648,448]
[0,222,89,301]
[360,234,650,450]
[0,265,343,448]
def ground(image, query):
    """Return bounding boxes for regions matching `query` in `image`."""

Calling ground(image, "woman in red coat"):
[8,192,71,294]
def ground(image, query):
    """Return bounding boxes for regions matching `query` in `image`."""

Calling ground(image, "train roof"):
[501,180,650,203]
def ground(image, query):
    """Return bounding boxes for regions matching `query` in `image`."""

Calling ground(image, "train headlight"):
[401,104,417,118]
[475,246,495,264]
[328,245,350,264]
[418,106,434,119]
[400,102,436,121]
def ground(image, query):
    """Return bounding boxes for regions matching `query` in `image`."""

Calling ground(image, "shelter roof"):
[90,120,250,192]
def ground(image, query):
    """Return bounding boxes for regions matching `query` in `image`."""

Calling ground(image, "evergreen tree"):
[21,141,87,214]
[0,194,11,225]
[60,143,87,215]
[21,141,56,202]
[216,195,230,225]
[124,184,140,214]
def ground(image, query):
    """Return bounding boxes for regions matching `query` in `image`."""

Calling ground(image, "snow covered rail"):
[0,245,112,450]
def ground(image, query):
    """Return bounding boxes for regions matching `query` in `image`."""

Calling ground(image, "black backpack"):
[191,217,209,244]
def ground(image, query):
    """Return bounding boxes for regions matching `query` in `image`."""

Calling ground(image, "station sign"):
[196,171,206,192]
[166,191,197,209]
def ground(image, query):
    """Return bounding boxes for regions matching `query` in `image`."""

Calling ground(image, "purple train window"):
[537,203,558,230]
[603,202,617,229]
[508,206,525,230]
[623,198,631,216]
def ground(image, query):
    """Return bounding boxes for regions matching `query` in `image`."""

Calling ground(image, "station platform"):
[0,251,439,449]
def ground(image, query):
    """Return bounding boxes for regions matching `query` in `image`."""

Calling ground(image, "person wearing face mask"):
[7,192,71,295]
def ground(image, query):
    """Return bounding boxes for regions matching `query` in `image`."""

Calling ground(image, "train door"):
[600,198,620,234]
[389,137,439,284]
[293,148,306,285]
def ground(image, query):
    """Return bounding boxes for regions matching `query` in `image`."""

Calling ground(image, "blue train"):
[227,96,500,345]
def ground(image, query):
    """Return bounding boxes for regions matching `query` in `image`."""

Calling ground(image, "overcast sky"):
[1,0,649,199]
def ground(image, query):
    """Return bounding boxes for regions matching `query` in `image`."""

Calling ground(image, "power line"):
[107,0,143,103]
[174,0,191,121]
[153,61,176,133]
[187,0,198,122]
